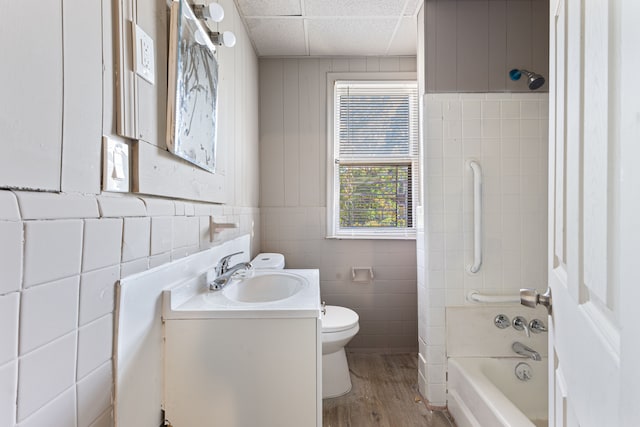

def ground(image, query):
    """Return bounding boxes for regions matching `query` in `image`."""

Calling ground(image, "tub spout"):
[512,342,541,361]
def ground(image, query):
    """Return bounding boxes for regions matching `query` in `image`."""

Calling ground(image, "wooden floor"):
[322,353,455,427]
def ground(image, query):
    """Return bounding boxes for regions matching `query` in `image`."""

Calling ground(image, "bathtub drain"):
[515,362,532,381]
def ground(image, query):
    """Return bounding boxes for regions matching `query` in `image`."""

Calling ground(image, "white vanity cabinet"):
[164,317,321,426]
[162,269,322,427]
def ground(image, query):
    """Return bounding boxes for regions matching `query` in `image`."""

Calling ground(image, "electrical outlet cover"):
[133,23,155,84]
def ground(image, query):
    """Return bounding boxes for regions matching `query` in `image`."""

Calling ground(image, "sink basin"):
[164,268,320,319]
[222,272,306,303]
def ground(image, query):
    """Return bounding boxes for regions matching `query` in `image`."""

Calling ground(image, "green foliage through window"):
[339,164,412,228]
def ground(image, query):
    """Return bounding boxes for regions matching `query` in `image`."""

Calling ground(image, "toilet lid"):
[251,253,285,269]
[322,305,359,333]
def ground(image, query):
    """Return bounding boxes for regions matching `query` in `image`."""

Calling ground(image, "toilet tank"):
[251,253,285,269]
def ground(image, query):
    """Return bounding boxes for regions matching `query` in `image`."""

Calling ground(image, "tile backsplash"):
[417,92,549,406]
[0,191,259,426]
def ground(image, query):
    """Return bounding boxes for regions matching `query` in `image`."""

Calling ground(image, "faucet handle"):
[216,251,243,275]
[494,314,510,329]
[529,318,547,333]
[512,316,530,338]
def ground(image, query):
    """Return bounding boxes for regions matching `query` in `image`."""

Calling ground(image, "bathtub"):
[447,357,548,427]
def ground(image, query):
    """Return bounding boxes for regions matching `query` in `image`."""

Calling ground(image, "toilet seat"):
[322,305,359,333]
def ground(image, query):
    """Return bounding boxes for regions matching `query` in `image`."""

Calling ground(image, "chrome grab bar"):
[467,290,519,304]
[468,160,482,273]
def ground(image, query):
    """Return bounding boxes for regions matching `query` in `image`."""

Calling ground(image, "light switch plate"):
[103,137,130,192]
[133,24,155,84]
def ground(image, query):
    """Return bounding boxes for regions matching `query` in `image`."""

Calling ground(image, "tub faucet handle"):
[494,314,510,329]
[529,319,547,333]
[512,316,530,338]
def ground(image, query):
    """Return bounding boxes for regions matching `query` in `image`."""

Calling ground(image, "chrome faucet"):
[208,252,252,291]
[512,342,541,361]
[215,251,243,276]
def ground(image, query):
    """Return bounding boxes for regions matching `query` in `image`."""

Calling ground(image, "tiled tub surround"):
[446,306,549,427]
[0,191,259,427]
[417,93,549,406]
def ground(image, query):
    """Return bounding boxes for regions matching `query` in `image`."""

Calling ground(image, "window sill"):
[326,233,416,241]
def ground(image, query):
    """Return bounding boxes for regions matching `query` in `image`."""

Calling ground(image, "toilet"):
[250,252,285,270]
[250,253,360,399]
[321,304,359,398]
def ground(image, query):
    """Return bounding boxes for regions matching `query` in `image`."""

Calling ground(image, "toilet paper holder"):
[351,267,374,282]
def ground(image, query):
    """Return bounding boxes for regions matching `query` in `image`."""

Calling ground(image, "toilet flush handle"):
[321,301,326,315]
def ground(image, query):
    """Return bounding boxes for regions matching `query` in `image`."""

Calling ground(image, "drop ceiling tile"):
[307,18,396,56]
[387,17,417,55]
[305,0,406,17]
[236,0,301,17]
[246,18,307,56]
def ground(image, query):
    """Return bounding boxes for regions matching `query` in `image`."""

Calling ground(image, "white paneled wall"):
[0,191,259,426]
[259,56,419,351]
[418,92,549,406]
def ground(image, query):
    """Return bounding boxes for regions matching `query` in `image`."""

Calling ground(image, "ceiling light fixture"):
[192,2,224,22]
[208,30,236,48]
[190,2,236,49]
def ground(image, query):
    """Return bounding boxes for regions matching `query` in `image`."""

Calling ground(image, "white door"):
[547,0,640,426]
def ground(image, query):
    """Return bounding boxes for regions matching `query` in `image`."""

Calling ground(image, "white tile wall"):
[79,266,119,327]
[20,277,79,355]
[15,192,99,220]
[23,220,83,288]
[0,221,23,294]
[0,191,260,425]
[76,362,111,427]
[418,92,549,406]
[76,314,112,380]
[120,258,149,276]
[0,293,19,365]
[17,387,76,427]
[18,332,77,420]
[0,191,20,220]
[446,305,548,358]
[0,361,18,427]
[82,219,123,272]
[150,217,173,255]
[121,217,151,262]
[140,197,174,217]
[96,195,146,218]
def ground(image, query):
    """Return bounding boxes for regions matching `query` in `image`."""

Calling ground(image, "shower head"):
[509,69,545,90]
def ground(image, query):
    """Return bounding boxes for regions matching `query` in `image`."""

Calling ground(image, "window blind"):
[331,80,419,237]
[335,82,419,159]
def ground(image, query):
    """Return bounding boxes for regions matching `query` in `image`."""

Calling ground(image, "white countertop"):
[163,269,321,319]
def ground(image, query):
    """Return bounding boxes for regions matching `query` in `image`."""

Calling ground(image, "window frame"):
[326,72,419,240]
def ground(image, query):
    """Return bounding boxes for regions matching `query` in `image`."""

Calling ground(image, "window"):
[327,77,419,239]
